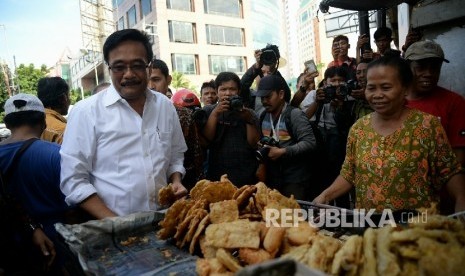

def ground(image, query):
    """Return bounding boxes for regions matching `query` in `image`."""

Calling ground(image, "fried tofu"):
[205,220,260,249]
[209,200,239,224]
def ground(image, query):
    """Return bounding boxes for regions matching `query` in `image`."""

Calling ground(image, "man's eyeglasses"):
[108,63,149,74]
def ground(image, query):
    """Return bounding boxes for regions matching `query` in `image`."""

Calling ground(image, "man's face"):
[375,35,392,54]
[201,87,218,105]
[217,80,239,99]
[410,58,442,94]
[261,90,284,114]
[332,39,349,57]
[326,74,346,87]
[356,63,368,88]
[261,64,276,77]
[107,40,149,100]
[149,68,171,95]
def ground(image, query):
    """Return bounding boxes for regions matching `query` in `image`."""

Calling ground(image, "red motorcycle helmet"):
[171,89,201,108]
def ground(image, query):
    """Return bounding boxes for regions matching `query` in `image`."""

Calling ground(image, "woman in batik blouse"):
[313,55,465,213]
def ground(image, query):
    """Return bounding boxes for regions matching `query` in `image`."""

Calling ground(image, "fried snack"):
[196,258,227,276]
[200,236,217,258]
[216,248,242,273]
[158,183,176,207]
[190,215,210,254]
[200,181,238,204]
[417,236,465,275]
[376,226,400,276]
[239,248,272,265]
[235,185,257,209]
[120,236,138,246]
[307,234,341,272]
[391,228,459,244]
[190,179,211,200]
[205,220,260,249]
[360,228,377,276]
[281,244,311,264]
[254,182,269,210]
[286,222,318,246]
[409,214,465,232]
[399,260,419,276]
[209,200,239,224]
[263,226,286,256]
[180,209,208,248]
[267,189,300,209]
[331,235,363,276]
[220,174,232,184]
[232,185,249,200]
[258,222,269,243]
[175,208,204,241]
[157,199,189,239]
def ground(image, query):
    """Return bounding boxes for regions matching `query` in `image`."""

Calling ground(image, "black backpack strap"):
[1,138,39,195]
[283,105,295,142]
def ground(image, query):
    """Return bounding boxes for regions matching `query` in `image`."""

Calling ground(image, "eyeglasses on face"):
[108,63,149,74]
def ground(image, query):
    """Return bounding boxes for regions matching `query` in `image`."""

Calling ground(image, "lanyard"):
[269,103,287,142]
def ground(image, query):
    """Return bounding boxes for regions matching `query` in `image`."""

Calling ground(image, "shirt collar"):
[44,108,67,123]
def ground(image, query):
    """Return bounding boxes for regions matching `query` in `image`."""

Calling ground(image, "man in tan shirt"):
[37,76,70,144]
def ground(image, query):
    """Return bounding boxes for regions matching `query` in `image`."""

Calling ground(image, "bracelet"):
[27,222,43,233]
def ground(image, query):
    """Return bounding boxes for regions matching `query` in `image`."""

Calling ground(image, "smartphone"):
[304,59,317,74]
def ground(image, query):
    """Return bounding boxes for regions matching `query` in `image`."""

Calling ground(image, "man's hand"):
[356,35,369,50]
[254,50,262,69]
[238,108,255,125]
[351,88,366,100]
[402,29,422,52]
[313,192,329,205]
[267,146,286,161]
[32,228,56,269]
[212,96,231,116]
[315,88,326,103]
[171,181,188,199]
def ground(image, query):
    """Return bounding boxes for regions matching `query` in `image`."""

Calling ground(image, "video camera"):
[255,136,279,162]
[322,80,359,103]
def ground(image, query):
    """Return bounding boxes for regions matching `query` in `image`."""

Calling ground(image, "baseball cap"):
[405,40,449,63]
[256,75,287,97]
[4,93,45,115]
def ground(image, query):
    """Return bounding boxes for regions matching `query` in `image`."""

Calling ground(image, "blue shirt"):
[0,140,71,236]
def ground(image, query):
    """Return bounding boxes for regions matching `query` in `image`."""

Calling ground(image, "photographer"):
[241,44,283,113]
[351,61,374,120]
[200,72,260,186]
[304,66,356,208]
[256,75,316,200]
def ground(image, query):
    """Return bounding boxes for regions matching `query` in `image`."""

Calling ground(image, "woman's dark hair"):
[151,59,170,78]
[200,80,216,95]
[324,65,350,81]
[214,72,241,92]
[37,77,69,108]
[103,29,153,64]
[4,111,46,130]
[367,55,413,87]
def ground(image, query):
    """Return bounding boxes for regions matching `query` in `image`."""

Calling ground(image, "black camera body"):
[255,136,279,162]
[260,44,279,66]
[323,80,359,103]
[229,95,243,112]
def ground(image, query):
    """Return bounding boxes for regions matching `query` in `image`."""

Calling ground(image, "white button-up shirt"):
[60,86,187,215]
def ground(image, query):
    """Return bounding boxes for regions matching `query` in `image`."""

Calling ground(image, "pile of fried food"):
[157,176,465,276]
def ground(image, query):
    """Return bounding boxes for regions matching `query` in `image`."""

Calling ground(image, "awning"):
[319,0,418,12]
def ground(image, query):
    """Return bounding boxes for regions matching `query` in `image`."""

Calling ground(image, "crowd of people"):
[1,26,465,274]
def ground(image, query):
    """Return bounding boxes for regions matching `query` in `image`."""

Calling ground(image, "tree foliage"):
[171,71,198,93]
[16,63,48,94]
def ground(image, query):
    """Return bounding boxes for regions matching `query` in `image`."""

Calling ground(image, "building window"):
[118,16,125,30]
[206,25,243,46]
[172,54,197,75]
[140,0,152,17]
[208,55,245,74]
[204,0,240,17]
[127,5,137,28]
[168,21,195,43]
[166,0,193,11]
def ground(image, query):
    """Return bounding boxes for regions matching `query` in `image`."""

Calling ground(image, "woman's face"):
[365,65,407,117]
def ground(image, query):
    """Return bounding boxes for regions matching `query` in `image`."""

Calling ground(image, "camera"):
[229,95,243,112]
[255,136,279,162]
[260,44,279,66]
[323,80,359,103]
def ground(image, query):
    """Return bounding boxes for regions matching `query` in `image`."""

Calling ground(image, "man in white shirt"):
[60,29,188,219]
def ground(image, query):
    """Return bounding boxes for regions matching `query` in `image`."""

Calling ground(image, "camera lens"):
[255,147,270,162]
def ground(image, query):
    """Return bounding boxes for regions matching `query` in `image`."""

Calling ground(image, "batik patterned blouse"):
[341,109,462,212]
